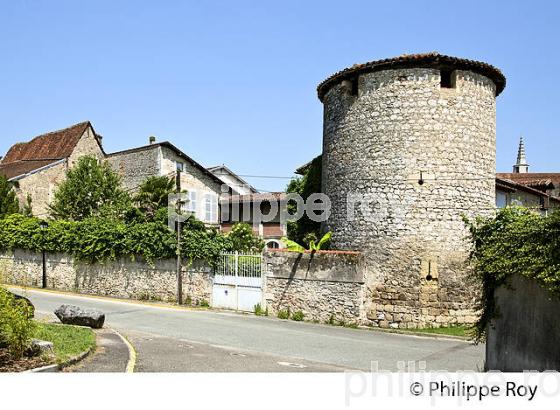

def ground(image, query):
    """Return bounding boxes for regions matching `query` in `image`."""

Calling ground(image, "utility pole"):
[39,220,49,288]
[176,215,183,305]
[175,170,183,305]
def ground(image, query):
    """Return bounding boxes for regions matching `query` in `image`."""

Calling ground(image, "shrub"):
[277,308,290,320]
[286,155,322,244]
[254,303,268,316]
[0,214,257,266]
[291,310,304,321]
[199,300,210,308]
[134,176,176,219]
[0,287,36,358]
[226,223,264,253]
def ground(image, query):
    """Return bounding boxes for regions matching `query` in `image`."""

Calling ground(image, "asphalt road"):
[12,287,485,372]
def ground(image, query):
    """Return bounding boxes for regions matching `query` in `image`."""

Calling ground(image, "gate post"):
[234,251,239,310]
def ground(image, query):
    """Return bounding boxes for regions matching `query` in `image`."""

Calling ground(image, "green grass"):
[405,325,471,337]
[33,323,96,363]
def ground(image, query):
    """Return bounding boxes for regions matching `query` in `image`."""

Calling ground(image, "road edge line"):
[112,329,136,373]
[3,284,191,311]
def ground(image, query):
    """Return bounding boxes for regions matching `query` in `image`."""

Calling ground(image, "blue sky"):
[0,1,558,192]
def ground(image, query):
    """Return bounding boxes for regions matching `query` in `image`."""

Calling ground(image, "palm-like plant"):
[281,231,332,253]
[134,176,176,219]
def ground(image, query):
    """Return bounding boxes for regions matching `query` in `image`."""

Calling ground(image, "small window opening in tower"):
[440,69,456,88]
[351,76,359,96]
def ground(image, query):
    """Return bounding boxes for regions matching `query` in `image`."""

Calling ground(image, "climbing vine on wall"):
[464,207,560,342]
[286,155,323,244]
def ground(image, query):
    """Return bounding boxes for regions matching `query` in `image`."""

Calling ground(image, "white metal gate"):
[212,252,263,312]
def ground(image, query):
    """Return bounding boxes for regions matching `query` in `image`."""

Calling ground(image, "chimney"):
[149,136,156,145]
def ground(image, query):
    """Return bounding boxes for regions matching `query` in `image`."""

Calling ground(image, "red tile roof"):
[496,173,560,188]
[496,177,560,205]
[1,121,92,165]
[220,192,287,204]
[0,121,96,180]
[317,52,506,101]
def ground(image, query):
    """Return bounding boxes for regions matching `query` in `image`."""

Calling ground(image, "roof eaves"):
[7,158,66,181]
[317,52,506,101]
[160,142,225,187]
[207,164,258,193]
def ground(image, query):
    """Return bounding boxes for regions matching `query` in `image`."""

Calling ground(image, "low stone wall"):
[486,274,560,371]
[0,249,212,305]
[263,250,366,324]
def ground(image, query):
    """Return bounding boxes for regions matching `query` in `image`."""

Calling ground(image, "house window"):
[204,194,218,222]
[440,69,456,89]
[187,190,197,214]
[176,162,184,172]
[496,192,507,208]
[351,76,359,96]
[266,240,280,249]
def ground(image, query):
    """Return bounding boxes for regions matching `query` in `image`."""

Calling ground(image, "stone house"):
[219,192,288,248]
[0,124,227,225]
[207,165,287,246]
[495,178,560,213]
[106,137,224,226]
[0,121,290,235]
[0,121,104,217]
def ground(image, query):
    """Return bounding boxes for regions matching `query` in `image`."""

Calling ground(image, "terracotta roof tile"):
[317,52,506,101]
[220,192,287,203]
[496,177,560,204]
[1,121,91,164]
[496,173,560,187]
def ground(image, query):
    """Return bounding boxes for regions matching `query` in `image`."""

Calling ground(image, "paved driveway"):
[12,287,485,372]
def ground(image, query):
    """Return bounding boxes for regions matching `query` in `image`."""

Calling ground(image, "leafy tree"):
[49,156,131,221]
[134,176,176,219]
[286,155,322,243]
[0,175,20,218]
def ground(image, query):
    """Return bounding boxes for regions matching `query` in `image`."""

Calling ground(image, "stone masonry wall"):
[13,161,66,218]
[486,274,560,371]
[0,249,212,305]
[321,67,497,328]
[68,126,105,166]
[263,250,366,324]
[107,146,161,193]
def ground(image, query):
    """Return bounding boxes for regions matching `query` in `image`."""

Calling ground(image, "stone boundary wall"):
[486,274,560,371]
[0,249,212,305]
[263,250,366,324]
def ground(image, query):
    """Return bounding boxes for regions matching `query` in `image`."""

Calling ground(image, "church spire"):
[513,136,529,173]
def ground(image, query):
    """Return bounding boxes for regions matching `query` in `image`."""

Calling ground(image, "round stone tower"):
[317,52,505,328]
